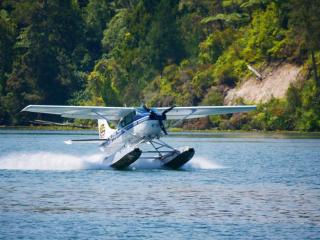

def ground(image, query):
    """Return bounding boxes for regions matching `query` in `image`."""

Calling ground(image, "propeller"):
[162,106,175,119]
[142,104,175,135]
[142,104,151,112]
[159,106,175,135]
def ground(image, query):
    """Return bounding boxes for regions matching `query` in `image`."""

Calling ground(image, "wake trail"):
[0,152,225,170]
[0,152,108,170]
[185,156,225,170]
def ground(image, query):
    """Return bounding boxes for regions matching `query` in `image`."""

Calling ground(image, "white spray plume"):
[0,152,224,171]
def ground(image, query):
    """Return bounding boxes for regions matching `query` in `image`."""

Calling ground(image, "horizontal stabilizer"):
[64,139,107,145]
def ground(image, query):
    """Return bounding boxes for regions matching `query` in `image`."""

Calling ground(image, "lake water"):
[0,130,320,239]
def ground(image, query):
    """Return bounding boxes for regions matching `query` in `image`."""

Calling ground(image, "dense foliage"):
[0,0,319,131]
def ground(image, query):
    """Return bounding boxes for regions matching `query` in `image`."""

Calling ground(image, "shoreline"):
[1,125,320,135]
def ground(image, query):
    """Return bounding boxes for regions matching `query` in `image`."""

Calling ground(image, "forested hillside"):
[1,0,319,131]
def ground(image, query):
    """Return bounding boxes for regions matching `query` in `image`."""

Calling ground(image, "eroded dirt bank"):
[225,63,303,104]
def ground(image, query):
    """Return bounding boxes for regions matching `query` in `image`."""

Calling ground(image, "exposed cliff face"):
[224,63,303,104]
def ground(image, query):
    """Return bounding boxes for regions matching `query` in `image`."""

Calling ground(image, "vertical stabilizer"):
[98,119,115,139]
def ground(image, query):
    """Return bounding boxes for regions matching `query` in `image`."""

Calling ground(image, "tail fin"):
[98,119,115,139]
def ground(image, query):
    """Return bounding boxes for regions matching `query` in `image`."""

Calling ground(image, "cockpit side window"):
[118,111,136,128]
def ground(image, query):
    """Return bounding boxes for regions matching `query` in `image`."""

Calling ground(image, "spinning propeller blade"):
[162,106,175,116]
[159,106,175,135]
[142,104,151,112]
[142,104,175,135]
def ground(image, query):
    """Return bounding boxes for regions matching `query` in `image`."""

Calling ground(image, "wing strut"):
[92,110,110,122]
[167,109,197,129]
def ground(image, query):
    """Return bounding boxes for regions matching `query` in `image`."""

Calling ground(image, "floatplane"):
[22,104,256,170]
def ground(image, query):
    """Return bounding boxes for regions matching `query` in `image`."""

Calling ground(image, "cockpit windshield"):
[118,111,136,129]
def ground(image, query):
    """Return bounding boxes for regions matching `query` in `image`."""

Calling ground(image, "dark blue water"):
[0,130,320,239]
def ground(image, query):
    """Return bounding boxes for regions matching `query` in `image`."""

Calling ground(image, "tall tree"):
[0,8,16,124]
[290,0,320,85]
[3,0,86,124]
[83,0,113,67]
[146,0,185,70]
[0,9,15,94]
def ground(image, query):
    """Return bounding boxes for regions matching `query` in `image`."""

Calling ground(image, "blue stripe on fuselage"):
[105,115,150,145]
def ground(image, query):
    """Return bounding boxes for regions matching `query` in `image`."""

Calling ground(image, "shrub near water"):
[222,80,320,132]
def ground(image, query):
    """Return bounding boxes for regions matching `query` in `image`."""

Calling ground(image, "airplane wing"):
[22,105,256,120]
[21,105,135,120]
[154,105,256,120]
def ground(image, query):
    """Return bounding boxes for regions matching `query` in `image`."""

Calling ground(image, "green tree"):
[290,0,320,85]
[83,0,113,67]
[0,8,16,123]
[146,0,185,70]
[86,59,123,106]
[3,0,86,124]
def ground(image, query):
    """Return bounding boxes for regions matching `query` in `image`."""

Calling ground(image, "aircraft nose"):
[151,122,159,128]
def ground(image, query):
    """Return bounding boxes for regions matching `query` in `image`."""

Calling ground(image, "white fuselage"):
[101,117,162,155]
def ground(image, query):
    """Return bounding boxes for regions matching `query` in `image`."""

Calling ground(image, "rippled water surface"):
[0,130,320,239]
